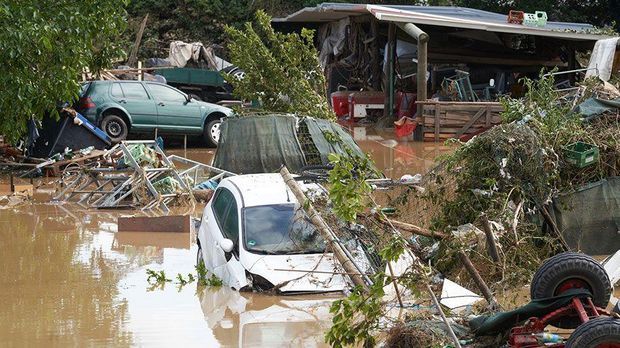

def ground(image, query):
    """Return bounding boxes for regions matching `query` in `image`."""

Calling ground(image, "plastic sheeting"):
[585,38,620,82]
[305,117,365,164]
[552,177,620,254]
[576,97,620,120]
[213,115,365,174]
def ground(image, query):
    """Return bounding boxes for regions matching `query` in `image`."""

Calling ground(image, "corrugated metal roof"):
[273,3,610,41]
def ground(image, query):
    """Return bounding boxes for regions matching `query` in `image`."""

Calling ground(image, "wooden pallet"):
[420,101,504,142]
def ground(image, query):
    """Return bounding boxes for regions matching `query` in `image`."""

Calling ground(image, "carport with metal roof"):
[274,3,611,139]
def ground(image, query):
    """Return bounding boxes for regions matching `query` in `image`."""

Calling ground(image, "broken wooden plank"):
[455,108,486,138]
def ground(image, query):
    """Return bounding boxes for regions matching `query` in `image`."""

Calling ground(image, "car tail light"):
[79,97,96,110]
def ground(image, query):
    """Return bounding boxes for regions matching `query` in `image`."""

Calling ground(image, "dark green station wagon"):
[76,80,233,146]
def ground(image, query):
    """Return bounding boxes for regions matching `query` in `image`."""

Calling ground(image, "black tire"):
[101,114,128,143]
[565,317,620,347]
[531,252,612,328]
[297,165,334,181]
[203,119,221,147]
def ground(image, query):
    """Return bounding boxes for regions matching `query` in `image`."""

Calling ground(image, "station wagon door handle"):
[119,99,127,104]
[158,102,165,106]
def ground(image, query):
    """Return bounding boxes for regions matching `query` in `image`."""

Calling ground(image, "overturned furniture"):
[54,140,234,212]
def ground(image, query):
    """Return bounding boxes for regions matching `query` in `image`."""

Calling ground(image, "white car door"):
[202,186,248,290]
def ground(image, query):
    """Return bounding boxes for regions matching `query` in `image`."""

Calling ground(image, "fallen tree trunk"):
[458,250,500,310]
[280,166,370,292]
[387,219,449,239]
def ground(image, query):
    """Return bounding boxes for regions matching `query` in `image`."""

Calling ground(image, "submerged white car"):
[196,173,348,293]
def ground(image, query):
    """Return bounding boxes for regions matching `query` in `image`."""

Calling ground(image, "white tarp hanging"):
[585,38,620,82]
[318,17,350,68]
[167,41,233,71]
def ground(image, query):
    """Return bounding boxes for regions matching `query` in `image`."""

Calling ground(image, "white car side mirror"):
[220,238,234,253]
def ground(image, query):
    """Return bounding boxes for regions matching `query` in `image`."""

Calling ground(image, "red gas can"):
[330,91,353,117]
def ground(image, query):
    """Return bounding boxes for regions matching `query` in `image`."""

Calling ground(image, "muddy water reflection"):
[0,202,333,347]
[0,204,132,346]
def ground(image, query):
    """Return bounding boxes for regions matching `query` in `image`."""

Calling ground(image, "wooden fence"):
[419,101,504,142]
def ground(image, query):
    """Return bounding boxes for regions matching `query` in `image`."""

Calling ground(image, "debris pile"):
[320,72,620,347]
[54,140,233,212]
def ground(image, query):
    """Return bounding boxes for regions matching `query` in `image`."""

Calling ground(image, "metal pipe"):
[397,23,428,139]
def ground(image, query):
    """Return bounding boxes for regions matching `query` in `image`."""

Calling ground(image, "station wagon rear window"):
[243,204,326,255]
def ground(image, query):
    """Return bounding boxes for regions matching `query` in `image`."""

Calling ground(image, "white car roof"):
[223,173,298,207]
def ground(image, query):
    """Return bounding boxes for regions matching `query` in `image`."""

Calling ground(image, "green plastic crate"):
[564,141,599,168]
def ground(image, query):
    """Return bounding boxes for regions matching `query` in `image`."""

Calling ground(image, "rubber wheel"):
[530,252,612,329]
[565,317,620,347]
[297,165,334,181]
[203,119,221,147]
[101,114,128,143]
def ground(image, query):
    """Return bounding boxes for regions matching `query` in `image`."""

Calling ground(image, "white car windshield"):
[243,204,326,254]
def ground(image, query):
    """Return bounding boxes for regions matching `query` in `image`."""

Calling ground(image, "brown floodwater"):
[0,126,616,347]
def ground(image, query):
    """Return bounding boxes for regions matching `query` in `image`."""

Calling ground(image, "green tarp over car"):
[213,114,365,174]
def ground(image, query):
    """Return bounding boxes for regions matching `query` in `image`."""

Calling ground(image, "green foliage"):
[500,70,585,148]
[195,262,222,287]
[325,237,417,348]
[0,0,127,141]
[327,151,378,222]
[176,273,195,285]
[147,265,221,288]
[325,274,386,348]
[224,11,335,120]
[146,269,171,284]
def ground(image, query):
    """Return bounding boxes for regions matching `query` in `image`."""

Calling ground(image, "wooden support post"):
[480,213,500,263]
[458,250,500,310]
[137,61,143,81]
[434,104,440,141]
[280,167,369,292]
[127,14,149,67]
[183,134,187,158]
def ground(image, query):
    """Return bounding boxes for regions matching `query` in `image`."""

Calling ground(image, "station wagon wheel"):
[101,114,128,143]
[203,119,221,147]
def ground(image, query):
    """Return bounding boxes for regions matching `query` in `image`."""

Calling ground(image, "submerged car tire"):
[203,119,221,147]
[565,317,620,347]
[101,114,128,143]
[530,252,612,328]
